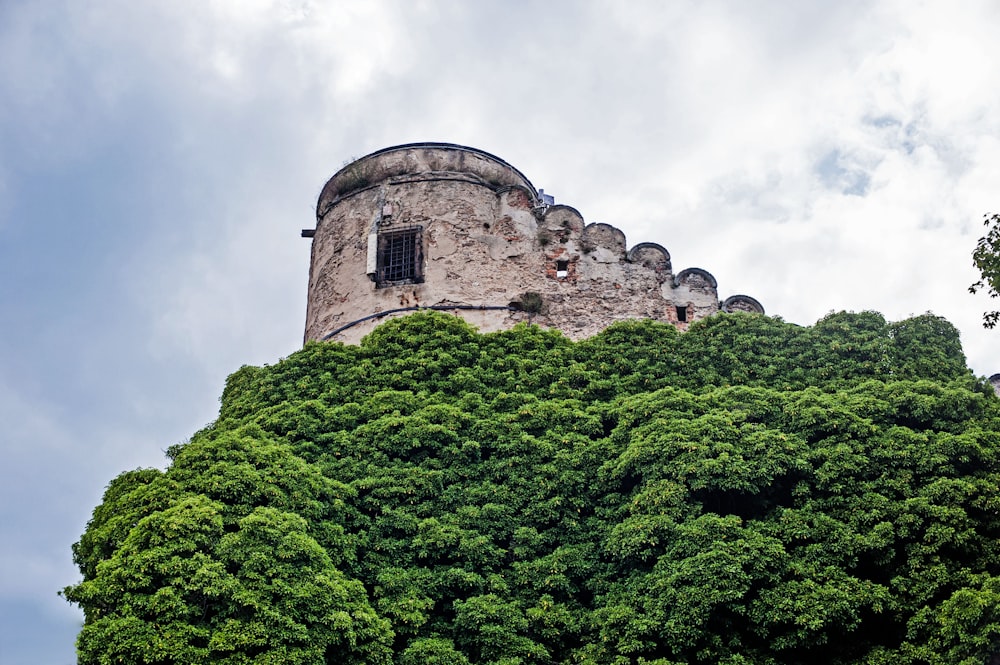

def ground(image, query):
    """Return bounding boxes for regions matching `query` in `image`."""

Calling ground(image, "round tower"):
[303,142,763,343]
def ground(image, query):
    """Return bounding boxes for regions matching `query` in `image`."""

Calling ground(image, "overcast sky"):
[2,1,999,662]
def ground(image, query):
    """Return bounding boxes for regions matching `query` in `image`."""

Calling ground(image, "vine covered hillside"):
[65,311,1000,664]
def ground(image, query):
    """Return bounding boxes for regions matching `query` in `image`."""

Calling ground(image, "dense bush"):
[65,311,1000,664]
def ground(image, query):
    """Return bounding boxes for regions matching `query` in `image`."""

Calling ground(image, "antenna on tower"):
[534,188,555,216]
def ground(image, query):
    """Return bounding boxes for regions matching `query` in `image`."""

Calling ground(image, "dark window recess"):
[676,305,688,322]
[556,260,569,278]
[376,226,424,287]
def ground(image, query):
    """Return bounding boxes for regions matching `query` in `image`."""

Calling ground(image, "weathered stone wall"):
[304,143,764,344]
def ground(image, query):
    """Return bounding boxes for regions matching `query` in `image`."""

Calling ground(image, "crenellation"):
[303,143,765,344]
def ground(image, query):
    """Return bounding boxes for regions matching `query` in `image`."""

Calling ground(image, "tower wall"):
[304,143,762,344]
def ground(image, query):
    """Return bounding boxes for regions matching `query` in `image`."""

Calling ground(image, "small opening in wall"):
[375,226,424,288]
[483,223,490,231]
[556,260,569,278]
[676,305,688,322]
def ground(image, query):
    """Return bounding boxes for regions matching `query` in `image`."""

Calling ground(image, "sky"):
[1,1,998,662]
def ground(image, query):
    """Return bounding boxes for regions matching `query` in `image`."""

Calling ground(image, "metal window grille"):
[376,227,423,287]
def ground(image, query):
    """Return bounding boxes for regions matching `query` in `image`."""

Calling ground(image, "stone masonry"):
[303,143,764,344]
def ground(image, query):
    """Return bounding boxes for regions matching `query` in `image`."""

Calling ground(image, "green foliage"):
[970,212,1000,328]
[66,310,1000,664]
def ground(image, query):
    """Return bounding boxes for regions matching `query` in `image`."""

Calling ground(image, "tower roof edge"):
[317,143,538,218]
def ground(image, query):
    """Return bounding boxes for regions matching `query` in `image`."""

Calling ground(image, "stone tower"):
[303,143,763,344]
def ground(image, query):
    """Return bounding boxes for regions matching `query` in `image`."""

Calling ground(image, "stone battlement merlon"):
[304,143,764,344]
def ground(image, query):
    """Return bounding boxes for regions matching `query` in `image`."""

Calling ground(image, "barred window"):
[376,226,423,287]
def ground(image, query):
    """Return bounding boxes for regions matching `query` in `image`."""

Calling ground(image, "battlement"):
[303,142,764,343]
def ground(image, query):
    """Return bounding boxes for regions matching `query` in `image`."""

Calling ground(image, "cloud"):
[3,1,1000,662]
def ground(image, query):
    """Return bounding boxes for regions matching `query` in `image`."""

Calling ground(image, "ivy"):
[66,311,1000,664]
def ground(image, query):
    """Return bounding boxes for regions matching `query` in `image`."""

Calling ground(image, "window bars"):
[376,226,423,287]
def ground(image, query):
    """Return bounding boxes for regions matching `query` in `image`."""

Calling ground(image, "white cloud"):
[3,1,1000,661]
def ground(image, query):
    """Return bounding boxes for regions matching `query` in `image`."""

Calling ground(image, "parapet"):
[317,143,537,219]
[303,143,764,344]
[722,294,765,314]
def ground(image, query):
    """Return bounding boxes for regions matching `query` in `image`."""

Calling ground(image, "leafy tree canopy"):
[970,212,1000,328]
[65,311,1000,664]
